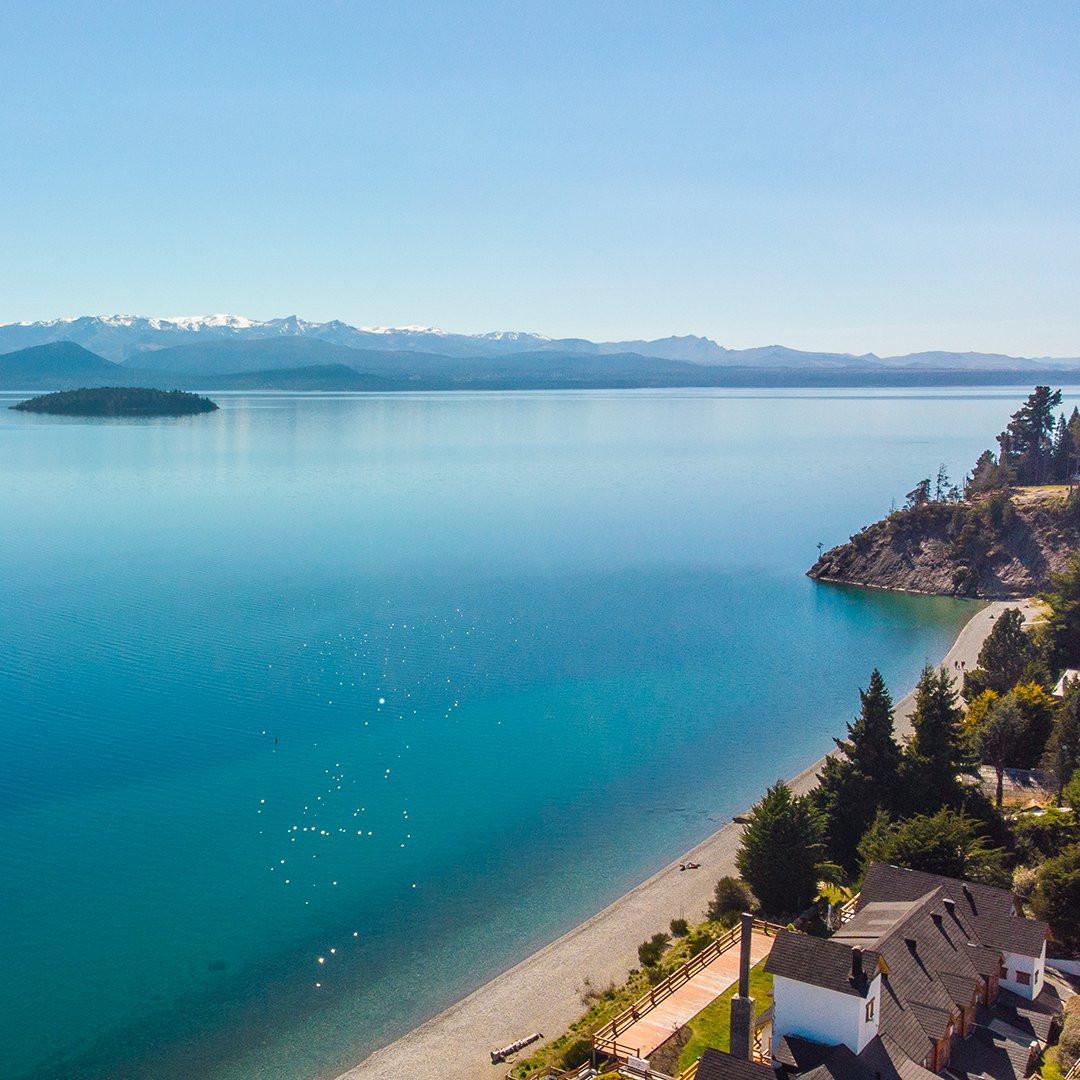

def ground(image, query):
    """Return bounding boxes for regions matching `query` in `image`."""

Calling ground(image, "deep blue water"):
[0,387,1054,1079]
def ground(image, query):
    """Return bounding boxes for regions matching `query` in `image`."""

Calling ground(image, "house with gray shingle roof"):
[697,863,1061,1080]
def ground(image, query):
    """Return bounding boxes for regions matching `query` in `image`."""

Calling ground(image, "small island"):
[11,386,219,417]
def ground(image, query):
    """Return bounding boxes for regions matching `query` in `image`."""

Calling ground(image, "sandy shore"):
[337,598,1037,1080]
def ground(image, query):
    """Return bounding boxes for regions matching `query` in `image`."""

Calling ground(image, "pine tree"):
[905,479,931,509]
[813,670,902,874]
[736,781,825,917]
[1043,682,1080,797]
[1053,414,1071,484]
[1041,554,1080,668]
[900,665,970,811]
[843,669,902,779]
[965,607,1034,695]
[934,464,950,502]
[997,386,1063,485]
[966,449,1008,496]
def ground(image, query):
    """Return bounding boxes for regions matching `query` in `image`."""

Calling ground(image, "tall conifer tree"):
[814,670,901,874]
[899,665,970,812]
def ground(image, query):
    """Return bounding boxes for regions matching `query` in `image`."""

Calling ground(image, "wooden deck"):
[607,929,775,1059]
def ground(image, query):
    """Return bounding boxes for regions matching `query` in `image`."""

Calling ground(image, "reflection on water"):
[0,388,1043,1078]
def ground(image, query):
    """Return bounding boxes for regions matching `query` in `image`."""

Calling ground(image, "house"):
[695,863,1062,1080]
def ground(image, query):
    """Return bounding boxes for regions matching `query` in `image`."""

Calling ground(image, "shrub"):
[858,808,1007,886]
[670,917,689,937]
[1060,998,1080,1072]
[1031,844,1080,954]
[1011,808,1078,864]
[708,876,755,922]
[560,1037,593,1070]
[1063,769,1080,810]
[637,932,670,969]
[687,931,713,958]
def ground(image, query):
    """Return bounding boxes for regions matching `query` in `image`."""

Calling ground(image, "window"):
[865,999,875,1022]
[999,961,1008,980]
[1016,971,1031,986]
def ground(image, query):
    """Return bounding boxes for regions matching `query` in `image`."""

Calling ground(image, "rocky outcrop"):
[808,490,1080,598]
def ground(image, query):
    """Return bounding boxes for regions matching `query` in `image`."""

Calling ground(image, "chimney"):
[962,885,976,914]
[730,913,755,1060]
[850,946,864,984]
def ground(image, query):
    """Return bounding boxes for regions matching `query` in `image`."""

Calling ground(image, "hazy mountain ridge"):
[3,314,1078,370]
[6,340,1080,394]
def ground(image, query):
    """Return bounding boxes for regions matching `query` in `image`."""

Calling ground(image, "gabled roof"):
[766,930,877,998]
[944,1025,1036,1080]
[858,889,982,1060]
[774,1037,866,1080]
[969,913,1048,958]
[856,863,1047,959]
[775,1035,842,1072]
[979,984,1063,1045]
[696,1049,779,1080]
[858,863,1019,921]
[859,1034,941,1080]
[775,1034,938,1080]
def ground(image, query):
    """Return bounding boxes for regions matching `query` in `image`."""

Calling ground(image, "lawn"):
[676,959,774,1072]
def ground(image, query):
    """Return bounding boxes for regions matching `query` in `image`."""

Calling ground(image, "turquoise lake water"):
[1,386,1062,1079]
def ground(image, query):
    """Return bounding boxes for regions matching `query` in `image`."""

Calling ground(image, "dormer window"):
[1017,971,1031,986]
[865,999,875,1022]
[999,960,1008,979]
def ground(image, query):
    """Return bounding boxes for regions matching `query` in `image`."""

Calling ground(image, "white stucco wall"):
[772,973,881,1054]
[1001,942,1045,999]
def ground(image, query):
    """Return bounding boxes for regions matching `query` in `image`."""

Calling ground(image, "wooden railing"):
[592,919,785,1059]
[836,895,859,926]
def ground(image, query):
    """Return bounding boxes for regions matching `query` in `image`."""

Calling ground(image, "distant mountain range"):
[2,315,1080,391]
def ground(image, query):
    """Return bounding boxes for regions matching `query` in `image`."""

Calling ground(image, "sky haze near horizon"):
[2,1,1079,356]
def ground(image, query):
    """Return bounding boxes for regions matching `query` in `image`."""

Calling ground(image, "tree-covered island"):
[11,386,219,417]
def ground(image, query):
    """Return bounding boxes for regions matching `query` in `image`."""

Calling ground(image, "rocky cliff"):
[808,489,1080,598]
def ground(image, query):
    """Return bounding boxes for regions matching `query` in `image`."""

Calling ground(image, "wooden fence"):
[591,918,785,1060]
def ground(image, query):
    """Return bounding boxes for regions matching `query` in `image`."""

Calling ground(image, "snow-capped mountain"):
[0,314,1077,371]
[0,315,568,362]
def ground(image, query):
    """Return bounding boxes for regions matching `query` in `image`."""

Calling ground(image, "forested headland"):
[810,387,1080,597]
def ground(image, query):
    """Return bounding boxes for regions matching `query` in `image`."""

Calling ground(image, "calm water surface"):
[0,388,1059,1079]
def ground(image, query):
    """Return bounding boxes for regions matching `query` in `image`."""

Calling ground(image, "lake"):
[0,387,1051,1079]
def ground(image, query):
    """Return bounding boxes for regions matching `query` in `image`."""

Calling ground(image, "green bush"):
[560,1037,593,1070]
[858,808,1007,886]
[637,932,670,969]
[1063,769,1080,810]
[1032,844,1080,953]
[687,932,713,958]
[1059,999,1080,1072]
[707,876,755,922]
[1011,808,1078,864]
[670,917,689,937]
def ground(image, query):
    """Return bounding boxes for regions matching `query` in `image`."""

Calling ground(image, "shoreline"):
[335,598,1036,1080]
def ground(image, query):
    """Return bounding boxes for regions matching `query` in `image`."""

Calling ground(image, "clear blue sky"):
[2,1,1078,355]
